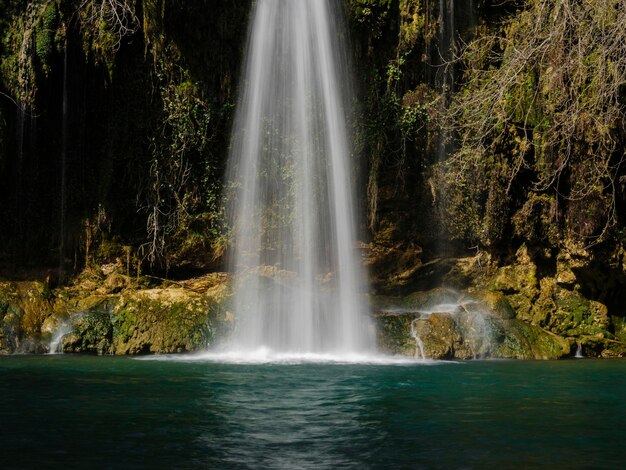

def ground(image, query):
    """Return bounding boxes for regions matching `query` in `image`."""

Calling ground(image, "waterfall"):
[575,343,584,358]
[48,321,72,355]
[410,319,426,360]
[225,0,373,355]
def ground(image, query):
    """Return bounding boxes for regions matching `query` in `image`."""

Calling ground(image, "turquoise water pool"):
[1,356,625,468]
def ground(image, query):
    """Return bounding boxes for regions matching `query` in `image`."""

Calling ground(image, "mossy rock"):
[64,299,116,355]
[373,287,569,360]
[0,282,24,354]
[545,288,609,336]
[0,271,232,355]
[111,288,216,355]
[440,253,495,290]
[530,277,557,326]
[472,291,516,320]
[401,288,459,311]
[612,316,626,343]
[496,320,570,360]
[412,313,461,359]
[487,246,539,321]
[0,281,54,353]
[374,312,417,356]
[600,342,626,358]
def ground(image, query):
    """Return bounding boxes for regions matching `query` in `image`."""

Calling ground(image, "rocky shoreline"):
[2,243,625,359]
[0,271,232,356]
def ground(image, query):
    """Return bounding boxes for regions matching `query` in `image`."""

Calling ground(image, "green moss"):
[35,2,59,71]
[111,289,216,354]
[69,302,114,354]
[375,313,416,355]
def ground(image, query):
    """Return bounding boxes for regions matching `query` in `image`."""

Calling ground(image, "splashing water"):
[393,290,497,359]
[224,0,374,355]
[575,343,584,358]
[410,319,426,360]
[48,321,72,355]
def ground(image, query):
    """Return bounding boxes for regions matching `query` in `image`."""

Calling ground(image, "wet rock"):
[496,321,570,360]
[488,247,539,322]
[1,272,231,355]
[472,291,516,320]
[373,287,570,360]
[0,281,53,353]
[375,312,418,357]
[64,300,116,355]
[111,288,216,354]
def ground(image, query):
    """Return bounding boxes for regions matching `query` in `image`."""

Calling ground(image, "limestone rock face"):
[111,288,216,355]
[0,281,54,354]
[487,246,539,322]
[64,299,116,354]
[469,242,626,358]
[0,273,231,355]
[374,288,570,360]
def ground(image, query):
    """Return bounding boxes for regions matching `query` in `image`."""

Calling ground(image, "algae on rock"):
[374,288,570,360]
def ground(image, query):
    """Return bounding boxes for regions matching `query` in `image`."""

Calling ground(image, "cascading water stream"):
[224,0,374,356]
[410,319,426,360]
[48,321,72,355]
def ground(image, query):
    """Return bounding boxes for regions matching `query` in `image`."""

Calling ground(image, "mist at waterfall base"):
[221,0,374,359]
[2,356,626,469]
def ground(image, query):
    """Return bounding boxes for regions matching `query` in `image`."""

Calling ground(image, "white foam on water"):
[136,349,449,366]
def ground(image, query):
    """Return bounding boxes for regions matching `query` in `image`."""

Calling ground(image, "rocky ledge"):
[0,270,232,355]
[374,288,571,360]
[2,243,626,358]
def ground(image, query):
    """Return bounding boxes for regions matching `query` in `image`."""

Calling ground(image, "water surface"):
[1,356,625,468]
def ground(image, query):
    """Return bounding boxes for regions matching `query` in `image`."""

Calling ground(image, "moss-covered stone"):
[542,287,610,337]
[0,282,23,354]
[0,281,54,353]
[373,287,570,360]
[111,288,215,354]
[496,320,570,360]
[472,291,516,320]
[488,246,539,321]
[65,299,115,355]
[412,313,462,359]
[0,270,232,355]
[375,312,417,356]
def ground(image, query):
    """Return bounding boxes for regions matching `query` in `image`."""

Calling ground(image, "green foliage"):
[347,0,450,236]
[71,305,114,354]
[34,2,58,69]
[447,0,626,248]
[78,0,138,73]
[348,0,393,39]
[141,48,223,269]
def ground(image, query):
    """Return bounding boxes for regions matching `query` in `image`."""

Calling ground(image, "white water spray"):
[48,322,72,355]
[410,319,426,360]
[225,0,373,355]
[575,343,584,358]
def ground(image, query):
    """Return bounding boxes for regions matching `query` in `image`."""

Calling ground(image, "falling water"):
[225,0,373,355]
[410,319,426,360]
[575,343,584,358]
[48,322,72,355]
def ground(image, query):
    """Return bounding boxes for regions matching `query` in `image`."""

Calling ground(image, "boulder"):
[373,287,570,360]
[111,288,216,355]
